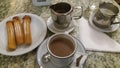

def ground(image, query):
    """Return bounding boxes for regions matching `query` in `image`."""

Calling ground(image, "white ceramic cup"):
[43,33,77,67]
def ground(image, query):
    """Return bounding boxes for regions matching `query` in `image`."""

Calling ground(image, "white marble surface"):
[0,0,120,68]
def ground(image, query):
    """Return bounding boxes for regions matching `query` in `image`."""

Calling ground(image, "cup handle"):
[42,52,51,63]
[72,6,83,19]
[76,54,88,68]
[112,22,120,24]
[112,15,120,24]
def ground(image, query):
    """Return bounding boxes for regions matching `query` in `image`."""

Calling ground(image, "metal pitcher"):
[50,2,83,29]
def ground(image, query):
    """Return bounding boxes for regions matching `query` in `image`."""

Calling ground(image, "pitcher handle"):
[73,6,83,19]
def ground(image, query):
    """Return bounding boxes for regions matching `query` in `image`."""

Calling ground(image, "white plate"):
[89,12,120,32]
[37,37,87,68]
[47,17,75,33]
[0,13,47,56]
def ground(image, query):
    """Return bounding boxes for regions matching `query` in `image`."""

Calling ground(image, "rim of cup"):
[47,33,77,59]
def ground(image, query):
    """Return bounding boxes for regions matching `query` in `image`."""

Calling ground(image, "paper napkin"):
[77,17,120,52]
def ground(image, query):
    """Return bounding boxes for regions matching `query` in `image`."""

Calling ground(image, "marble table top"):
[0,0,120,68]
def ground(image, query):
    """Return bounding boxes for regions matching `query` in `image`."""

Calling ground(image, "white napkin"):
[77,17,120,52]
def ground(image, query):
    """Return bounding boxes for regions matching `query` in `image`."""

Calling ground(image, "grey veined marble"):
[1,0,120,68]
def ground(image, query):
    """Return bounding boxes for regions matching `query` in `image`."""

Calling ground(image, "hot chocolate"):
[49,38,74,57]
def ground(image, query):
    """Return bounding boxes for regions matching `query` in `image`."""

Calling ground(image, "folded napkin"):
[77,17,120,52]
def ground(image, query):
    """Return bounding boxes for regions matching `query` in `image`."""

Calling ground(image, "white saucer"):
[37,37,86,68]
[89,12,120,32]
[0,13,47,56]
[47,17,75,33]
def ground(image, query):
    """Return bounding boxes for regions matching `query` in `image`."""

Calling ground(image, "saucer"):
[89,12,120,32]
[47,17,75,33]
[0,13,47,56]
[37,37,86,68]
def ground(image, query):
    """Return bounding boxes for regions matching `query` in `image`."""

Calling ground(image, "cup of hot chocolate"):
[43,33,77,67]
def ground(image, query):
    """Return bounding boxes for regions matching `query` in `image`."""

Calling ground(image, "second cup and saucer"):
[37,34,86,68]
[89,12,120,32]
[47,17,76,33]
[89,2,120,32]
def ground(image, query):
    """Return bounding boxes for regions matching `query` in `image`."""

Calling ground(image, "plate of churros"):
[0,13,47,56]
